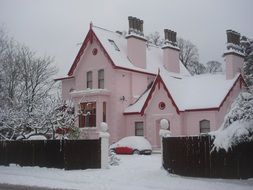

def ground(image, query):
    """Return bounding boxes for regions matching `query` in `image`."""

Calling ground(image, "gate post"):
[99,122,110,169]
[159,119,171,167]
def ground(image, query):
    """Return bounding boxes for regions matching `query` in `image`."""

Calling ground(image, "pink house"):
[56,17,245,148]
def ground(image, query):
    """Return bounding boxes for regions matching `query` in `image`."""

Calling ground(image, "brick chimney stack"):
[162,29,180,73]
[126,16,147,69]
[223,30,245,80]
[128,16,144,36]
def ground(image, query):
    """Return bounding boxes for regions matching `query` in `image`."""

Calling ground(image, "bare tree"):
[188,61,206,75]
[146,31,164,46]
[206,61,222,73]
[178,38,201,75]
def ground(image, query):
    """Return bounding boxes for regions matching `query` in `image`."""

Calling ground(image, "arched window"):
[199,120,210,134]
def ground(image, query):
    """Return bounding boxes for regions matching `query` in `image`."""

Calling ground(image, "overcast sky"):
[0,0,253,77]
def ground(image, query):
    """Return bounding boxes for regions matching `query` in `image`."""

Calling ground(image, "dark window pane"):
[103,102,106,122]
[135,122,144,136]
[98,69,104,89]
[200,120,210,133]
[87,71,92,89]
[80,102,96,127]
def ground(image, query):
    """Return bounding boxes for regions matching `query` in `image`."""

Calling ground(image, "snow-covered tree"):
[212,91,253,151]
[221,92,253,130]
[205,61,222,73]
[0,27,80,140]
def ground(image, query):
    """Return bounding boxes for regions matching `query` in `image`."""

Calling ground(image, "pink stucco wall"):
[163,47,180,73]
[127,36,146,69]
[215,79,241,129]
[181,110,216,135]
[125,83,181,148]
[62,78,75,101]
[225,54,244,80]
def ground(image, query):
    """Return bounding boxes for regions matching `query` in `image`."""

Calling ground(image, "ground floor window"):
[199,119,210,133]
[79,102,96,128]
[135,122,144,136]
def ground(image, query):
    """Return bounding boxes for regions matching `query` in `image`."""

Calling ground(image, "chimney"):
[223,30,245,80]
[162,29,180,73]
[126,16,147,69]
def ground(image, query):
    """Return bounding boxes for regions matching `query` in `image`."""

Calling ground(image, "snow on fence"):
[0,139,101,170]
[162,135,253,179]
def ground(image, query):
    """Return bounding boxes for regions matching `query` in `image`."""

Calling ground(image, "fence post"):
[159,119,171,167]
[99,122,110,169]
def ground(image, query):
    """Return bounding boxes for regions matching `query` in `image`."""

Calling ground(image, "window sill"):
[80,127,97,130]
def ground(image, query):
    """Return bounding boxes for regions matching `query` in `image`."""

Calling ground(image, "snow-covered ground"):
[0,154,252,190]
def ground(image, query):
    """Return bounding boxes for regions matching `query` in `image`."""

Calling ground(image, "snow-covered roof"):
[124,88,151,113]
[92,26,190,76]
[125,71,240,113]
[161,71,240,111]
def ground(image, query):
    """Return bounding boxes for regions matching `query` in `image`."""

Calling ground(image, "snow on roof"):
[92,26,190,76]
[161,72,239,110]
[125,71,239,113]
[124,88,151,113]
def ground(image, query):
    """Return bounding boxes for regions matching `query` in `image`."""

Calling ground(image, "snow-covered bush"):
[212,121,253,151]
[220,92,253,130]
[109,149,120,166]
[212,91,253,151]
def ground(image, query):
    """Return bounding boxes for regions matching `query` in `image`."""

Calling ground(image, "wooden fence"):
[162,135,253,179]
[0,139,101,170]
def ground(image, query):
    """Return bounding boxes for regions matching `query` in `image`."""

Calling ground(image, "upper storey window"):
[87,71,92,89]
[98,69,104,89]
[108,39,120,51]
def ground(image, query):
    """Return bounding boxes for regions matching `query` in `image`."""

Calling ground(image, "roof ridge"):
[93,25,122,37]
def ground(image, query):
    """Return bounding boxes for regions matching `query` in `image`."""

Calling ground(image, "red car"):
[110,136,152,155]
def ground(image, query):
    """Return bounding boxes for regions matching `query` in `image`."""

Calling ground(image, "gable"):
[67,26,155,77]
[141,74,180,115]
[68,29,116,77]
[124,74,180,115]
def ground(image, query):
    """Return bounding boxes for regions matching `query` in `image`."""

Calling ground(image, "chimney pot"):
[164,29,168,40]
[133,17,137,31]
[128,16,134,33]
[226,30,240,45]
[168,30,172,42]
[172,31,177,43]
[137,18,141,33]
[140,20,144,35]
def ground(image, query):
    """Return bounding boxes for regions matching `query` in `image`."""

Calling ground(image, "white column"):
[99,122,110,169]
[159,119,171,167]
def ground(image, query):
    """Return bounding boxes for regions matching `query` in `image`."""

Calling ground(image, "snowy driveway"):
[0,154,252,190]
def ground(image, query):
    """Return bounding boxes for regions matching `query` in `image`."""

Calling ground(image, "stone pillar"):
[99,122,110,169]
[159,119,171,167]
